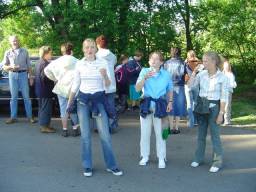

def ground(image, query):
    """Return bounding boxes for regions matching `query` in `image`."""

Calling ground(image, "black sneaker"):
[170,129,180,134]
[62,130,69,137]
[106,168,123,176]
[72,129,80,137]
[83,168,93,177]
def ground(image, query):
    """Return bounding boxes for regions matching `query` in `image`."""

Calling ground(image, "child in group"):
[188,51,228,173]
[115,54,129,113]
[184,50,202,128]
[136,51,173,169]
[222,58,237,125]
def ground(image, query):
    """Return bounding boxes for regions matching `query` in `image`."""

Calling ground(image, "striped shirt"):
[189,70,228,103]
[71,57,110,94]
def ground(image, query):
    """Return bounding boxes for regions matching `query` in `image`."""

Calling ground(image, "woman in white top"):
[222,59,237,125]
[67,38,123,177]
[188,51,228,173]
[44,43,79,137]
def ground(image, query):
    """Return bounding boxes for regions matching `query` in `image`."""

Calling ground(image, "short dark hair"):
[61,42,73,55]
[134,50,143,57]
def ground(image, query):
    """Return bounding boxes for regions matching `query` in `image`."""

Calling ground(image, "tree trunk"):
[184,0,193,51]
[117,0,131,54]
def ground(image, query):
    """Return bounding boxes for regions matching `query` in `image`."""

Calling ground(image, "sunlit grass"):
[231,84,256,126]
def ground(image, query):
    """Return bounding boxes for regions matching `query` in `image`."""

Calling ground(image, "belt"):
[12,70,27,73]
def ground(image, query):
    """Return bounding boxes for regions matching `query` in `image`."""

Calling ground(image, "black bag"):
[194,97,210,114]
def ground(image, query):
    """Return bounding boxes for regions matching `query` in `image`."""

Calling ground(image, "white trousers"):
[140,113,166,160]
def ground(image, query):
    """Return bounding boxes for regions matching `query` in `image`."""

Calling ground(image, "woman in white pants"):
[136,51,173,169]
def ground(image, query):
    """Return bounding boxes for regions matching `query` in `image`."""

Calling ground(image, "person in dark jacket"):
[35,46,55,133]
[126,50,143,110]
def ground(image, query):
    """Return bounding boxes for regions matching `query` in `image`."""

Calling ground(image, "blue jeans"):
[105,93,118,133]
[185,85,198,128]
[57,95,78,125]
[77,101,118,169]
[194,104,223,167]
[9,71,32,119]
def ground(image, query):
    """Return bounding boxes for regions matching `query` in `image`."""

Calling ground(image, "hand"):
[216,113,223,124]
[29,77,34,86]
[99,68,107,78]
[144,70,156,80]
[13,65,20,70]
[166,102,172,112]
[193,64,203,74]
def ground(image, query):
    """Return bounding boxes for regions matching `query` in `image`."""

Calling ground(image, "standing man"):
[2,35,35,124]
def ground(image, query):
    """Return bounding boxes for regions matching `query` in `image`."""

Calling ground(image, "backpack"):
[115,64,128,85]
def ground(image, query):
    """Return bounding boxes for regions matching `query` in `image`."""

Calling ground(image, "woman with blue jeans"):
[67,38,122,177]
[184,50,202,128]
[188,51,228,173]
[44,42,79,137]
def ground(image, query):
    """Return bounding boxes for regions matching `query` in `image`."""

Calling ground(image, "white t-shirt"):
[224,72,237,93]
[71,57,110,94]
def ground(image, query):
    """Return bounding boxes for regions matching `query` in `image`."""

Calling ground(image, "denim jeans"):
[77,101,118,169]
[185,85,198,128]
[38,98,52,126]
[105,93,118,133]
[9,71,32,119]
[194,103,223,167]
[57,95,78,125]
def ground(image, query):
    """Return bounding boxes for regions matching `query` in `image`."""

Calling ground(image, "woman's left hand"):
[216,113,223,124]
[166,102,172,112]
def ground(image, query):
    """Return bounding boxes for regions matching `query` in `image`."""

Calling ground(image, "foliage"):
[0,0,255,83]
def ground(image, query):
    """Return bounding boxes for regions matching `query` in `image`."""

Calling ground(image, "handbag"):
[194,97,210,114]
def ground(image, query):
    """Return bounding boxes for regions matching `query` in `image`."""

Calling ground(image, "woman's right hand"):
[144,70,156,80]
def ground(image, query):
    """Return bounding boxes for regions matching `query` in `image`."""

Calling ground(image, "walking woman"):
[136,51,173,169]
[67,38,123,177]
[188,51,228,173]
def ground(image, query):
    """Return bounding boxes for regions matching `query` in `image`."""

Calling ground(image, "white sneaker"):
[158,159,166,169]
[209,166,220,173]
[191,162,199,168]
[139,157,149,166]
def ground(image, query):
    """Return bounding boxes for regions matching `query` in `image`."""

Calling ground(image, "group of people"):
[1,34,237,176]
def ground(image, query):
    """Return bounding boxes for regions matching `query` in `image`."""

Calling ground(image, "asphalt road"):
[0,111,256,192]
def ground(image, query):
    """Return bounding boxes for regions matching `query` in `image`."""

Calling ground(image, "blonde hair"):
[203,51,221,69]
[149,51,164,62]
[83,38,97,48]
[187,50,196,60]
[39,46,52,58]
